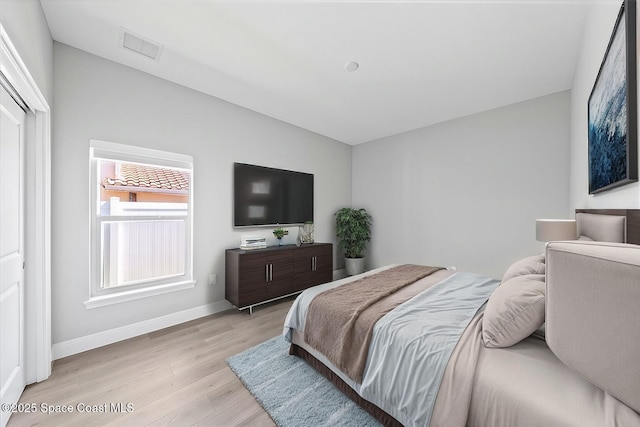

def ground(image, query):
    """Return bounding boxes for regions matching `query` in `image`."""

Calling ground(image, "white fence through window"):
[100,197,188,289]
[102,219,186,288]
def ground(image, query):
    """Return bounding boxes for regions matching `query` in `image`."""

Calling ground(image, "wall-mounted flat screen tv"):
[233,162,314,227]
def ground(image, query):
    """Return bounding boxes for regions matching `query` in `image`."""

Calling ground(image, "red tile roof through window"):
[104,163,189,192]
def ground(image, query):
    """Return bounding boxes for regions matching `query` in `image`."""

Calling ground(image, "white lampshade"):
[536,219,577,242]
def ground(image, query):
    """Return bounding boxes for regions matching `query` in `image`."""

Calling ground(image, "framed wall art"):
[588,0,638,194]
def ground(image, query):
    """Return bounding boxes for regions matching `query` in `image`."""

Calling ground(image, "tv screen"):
[233,163,314,227]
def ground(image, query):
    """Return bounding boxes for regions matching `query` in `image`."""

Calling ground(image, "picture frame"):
[588,0,638,194]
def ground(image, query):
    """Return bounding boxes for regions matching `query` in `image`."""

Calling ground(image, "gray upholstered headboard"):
[546,240,640,413]
[546,209,640,412]
[575,209,640,244]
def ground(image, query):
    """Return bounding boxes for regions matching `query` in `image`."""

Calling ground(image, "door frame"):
[1,24,52,382]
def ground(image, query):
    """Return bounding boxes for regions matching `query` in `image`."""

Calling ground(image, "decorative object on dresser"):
[272,227,289,245]
[240,236,267,250]
[297,221,314,245]
[587,0,637,194]
[225,243,333,314]
[335,208,372,276]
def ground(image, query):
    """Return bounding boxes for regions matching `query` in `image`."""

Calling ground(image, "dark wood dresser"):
[225,243,333,313]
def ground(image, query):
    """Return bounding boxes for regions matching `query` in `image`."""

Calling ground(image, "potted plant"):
[273,227,288,245]
[335,208,372,276]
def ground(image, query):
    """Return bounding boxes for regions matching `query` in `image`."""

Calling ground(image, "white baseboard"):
[52,300,233,360]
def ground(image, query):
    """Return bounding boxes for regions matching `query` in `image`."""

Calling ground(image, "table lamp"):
[536,219,577,242]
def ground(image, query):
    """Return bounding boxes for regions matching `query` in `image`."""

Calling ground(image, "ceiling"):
[40,0,594,145]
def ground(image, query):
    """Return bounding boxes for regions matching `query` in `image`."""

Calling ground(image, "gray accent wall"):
[352,92,571,279]
[51,43,351,345]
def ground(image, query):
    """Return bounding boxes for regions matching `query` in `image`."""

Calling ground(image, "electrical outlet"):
[209,273,217,285]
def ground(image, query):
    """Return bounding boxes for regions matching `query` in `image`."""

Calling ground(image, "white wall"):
[570,1,640,209]
[0,0,53,102]
[52,43,351,347]
[352,92,571,279]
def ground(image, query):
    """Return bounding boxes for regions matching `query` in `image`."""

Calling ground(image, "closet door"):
[0,84,26,427]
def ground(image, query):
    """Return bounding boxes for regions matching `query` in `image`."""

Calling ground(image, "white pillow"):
[483,274,545,348]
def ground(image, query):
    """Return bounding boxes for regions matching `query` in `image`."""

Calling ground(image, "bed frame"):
[289,209,640,426]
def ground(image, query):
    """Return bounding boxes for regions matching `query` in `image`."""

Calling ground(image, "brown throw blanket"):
[304,264,443,382]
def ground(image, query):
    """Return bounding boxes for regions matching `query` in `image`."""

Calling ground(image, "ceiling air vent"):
[120,28,163,61]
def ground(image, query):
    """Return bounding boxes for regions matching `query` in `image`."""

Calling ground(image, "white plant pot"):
[345,257,366,276]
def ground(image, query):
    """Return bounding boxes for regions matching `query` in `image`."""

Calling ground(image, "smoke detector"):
[119,28,163,61]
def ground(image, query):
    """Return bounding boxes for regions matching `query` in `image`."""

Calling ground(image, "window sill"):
[84,280,196,309]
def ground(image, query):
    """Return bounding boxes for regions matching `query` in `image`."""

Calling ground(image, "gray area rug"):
[227,336,380,427]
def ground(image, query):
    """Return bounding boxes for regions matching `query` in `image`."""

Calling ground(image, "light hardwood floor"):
[8,298,295,426]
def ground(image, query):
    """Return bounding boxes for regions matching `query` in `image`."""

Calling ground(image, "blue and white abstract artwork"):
[588,5,634,194]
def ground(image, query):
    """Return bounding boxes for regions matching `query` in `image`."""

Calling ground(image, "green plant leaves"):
[335,208,372,258]
[273,227,288,239]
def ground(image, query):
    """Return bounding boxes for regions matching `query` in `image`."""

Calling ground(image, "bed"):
[282,210,640,426]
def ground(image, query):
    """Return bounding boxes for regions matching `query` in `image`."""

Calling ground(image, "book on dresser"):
[225,243,333,314]
[239,236,267,250]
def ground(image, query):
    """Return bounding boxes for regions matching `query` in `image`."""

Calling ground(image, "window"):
[87,140,194,308]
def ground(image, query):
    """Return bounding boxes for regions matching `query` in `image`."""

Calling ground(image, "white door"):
[0,84,26,427]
